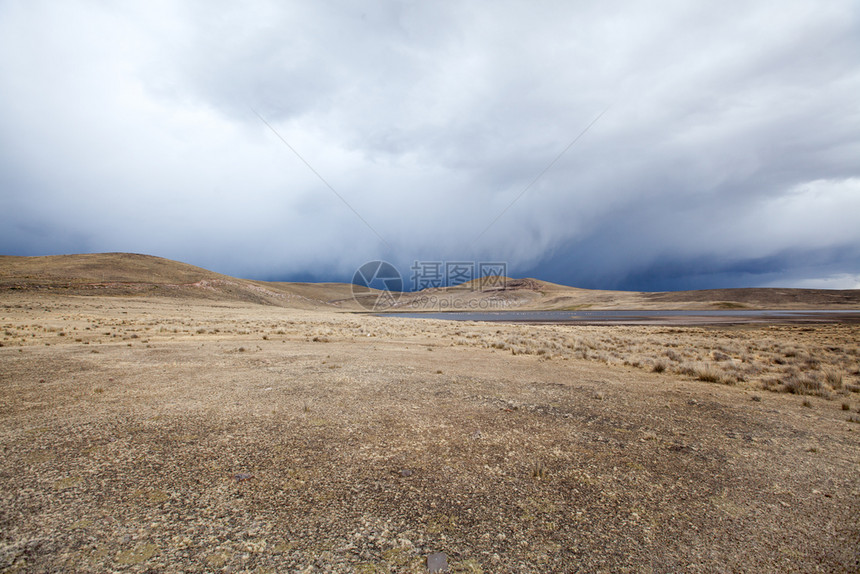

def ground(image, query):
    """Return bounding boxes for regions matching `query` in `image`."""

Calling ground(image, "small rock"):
[399,469,414,477]
[427,552,448,573]
[233,473,254,481]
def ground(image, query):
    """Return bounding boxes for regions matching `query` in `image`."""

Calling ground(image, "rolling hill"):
[1,253,858,310]
[0,253,348,309]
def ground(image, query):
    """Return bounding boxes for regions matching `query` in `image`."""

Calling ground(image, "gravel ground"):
[1,294,858,573]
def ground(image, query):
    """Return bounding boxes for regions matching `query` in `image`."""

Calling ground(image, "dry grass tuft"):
[823,369,843,390]
[782,374,829,397]
[531,462,548,480]
[679,363,735,385]
[709,350,731,362]
[695,365,724,383]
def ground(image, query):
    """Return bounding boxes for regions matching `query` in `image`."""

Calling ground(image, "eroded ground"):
[1,293,859,573]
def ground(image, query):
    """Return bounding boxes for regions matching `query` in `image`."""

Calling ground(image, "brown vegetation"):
[0,254,858,572]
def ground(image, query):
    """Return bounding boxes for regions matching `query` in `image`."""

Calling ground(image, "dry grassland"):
[1,293,859,573]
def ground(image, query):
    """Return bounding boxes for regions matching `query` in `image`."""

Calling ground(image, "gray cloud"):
[1,0,858,289]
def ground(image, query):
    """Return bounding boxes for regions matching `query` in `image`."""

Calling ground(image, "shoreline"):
[376,309,860,326]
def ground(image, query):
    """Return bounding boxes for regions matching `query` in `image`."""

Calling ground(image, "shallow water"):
[379,309,860,324]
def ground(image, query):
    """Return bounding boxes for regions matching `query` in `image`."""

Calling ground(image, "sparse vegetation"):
[782,374,829,397]
[694,364,733,384]
[530,461,548,479]
[1,255,859,572]
[824,369,843,389]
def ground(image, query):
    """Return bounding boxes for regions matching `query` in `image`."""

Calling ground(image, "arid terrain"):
[3,253,859,312]
[1,254,859,573]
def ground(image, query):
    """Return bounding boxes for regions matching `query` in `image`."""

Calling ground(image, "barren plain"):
[1,254,859,573]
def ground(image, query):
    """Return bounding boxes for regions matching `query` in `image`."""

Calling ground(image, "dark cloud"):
[1,1,858,290]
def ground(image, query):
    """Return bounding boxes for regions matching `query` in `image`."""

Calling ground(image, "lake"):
[377,309,860,325]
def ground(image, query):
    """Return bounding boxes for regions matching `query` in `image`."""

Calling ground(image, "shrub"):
[761,378,779,390]
[695,365,732,385]
[678,362,734,385]
[782,374,828,397]
[531,461,548,479]
[824,369,843,390]
[677,363,698,377]
[663,349,680,362]
[710,350,731,362]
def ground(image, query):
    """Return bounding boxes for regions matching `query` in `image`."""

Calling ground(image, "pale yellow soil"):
[1,293,859,573]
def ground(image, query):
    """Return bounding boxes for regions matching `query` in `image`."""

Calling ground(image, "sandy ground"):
[1,293,859,573]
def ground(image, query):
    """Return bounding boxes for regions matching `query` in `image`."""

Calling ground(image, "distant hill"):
[0,253,219,285]
[0,253,349,309]
[1,253,859,310]
[384,275,860,311]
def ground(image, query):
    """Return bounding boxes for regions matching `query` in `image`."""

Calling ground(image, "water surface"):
[378,309,860,324]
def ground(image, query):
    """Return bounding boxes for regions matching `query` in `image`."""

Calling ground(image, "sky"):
[1,1,859,291]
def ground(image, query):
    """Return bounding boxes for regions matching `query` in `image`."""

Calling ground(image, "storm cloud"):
[2,1,858,289]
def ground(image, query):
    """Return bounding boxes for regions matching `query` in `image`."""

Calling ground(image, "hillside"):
[378,276,860,311]
[0,253,221,285]
[2,253,859,310]
[0,253,339,309]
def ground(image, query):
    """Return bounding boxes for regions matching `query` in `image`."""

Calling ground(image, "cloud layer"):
[2,1,858,290]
